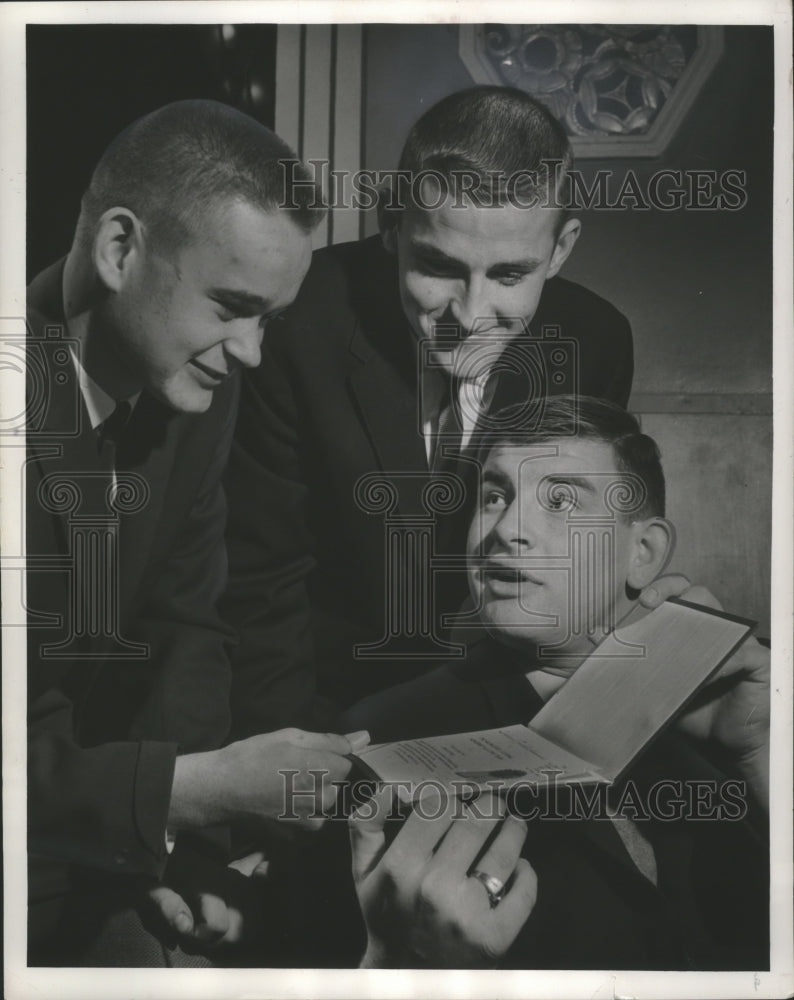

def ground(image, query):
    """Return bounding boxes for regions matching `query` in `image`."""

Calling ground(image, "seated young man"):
[338,395,769,970]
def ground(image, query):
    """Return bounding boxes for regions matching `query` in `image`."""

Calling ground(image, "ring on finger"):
[469,869,506,908]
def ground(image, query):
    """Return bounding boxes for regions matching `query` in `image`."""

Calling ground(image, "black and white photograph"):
[1,2,792,998]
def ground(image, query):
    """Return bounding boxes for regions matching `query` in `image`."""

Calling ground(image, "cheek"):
[402,271,449,315]
[498,279,545,323]
[466,514,491,555]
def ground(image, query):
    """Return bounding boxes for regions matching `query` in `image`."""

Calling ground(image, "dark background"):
[26,24,276,278]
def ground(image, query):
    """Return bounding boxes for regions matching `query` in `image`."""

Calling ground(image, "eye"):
[493,272,527,287]
[417,261,454,279]
[215,304,254,323]
[544,482,578,512]
[412,253,463,280]
[482,488,507,510]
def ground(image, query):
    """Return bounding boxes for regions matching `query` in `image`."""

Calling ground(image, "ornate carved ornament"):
[459,24,724,157]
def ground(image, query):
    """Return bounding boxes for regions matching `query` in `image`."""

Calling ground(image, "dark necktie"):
[97,400,132,466]
[432,376,463,472]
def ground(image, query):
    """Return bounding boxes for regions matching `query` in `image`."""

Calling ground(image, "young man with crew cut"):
[223,86,637,738]
[25,99,367,966]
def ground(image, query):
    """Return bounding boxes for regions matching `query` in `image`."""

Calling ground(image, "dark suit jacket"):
[223,236,634,733]
[25,262,238,945]
[338,639,769,970]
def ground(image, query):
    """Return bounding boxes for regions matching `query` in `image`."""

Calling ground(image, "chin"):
[425,344,457,374]
[152,381,214,414]
[479,600,561,645]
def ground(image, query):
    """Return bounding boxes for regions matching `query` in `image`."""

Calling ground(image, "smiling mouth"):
[189,359,228,383]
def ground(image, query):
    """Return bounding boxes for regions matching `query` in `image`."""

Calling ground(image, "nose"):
[488,496,539,552]
[448,275,494,339]
[225,321,263,370]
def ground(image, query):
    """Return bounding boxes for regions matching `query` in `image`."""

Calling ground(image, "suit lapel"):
[26,262,174,658]
[348,328,427,476]
[113,395,175,613]
[347,275,433,517]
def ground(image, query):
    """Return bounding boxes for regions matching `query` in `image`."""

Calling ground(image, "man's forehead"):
[193,198,297,248]
[180,199,311,294]
[401,197,560,249]
[484,439,620,479]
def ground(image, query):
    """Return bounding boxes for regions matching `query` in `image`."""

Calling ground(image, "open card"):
[353,598,755,799]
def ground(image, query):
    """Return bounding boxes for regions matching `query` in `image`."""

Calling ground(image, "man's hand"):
[168,728,370,833]
[640,576,770,812]
[141,847,269,950]
[350,786,536,968]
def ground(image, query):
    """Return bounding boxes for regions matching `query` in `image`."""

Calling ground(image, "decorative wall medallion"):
[459,25,724,157]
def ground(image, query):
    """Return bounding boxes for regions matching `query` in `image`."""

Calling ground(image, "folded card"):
[353,598,755,798]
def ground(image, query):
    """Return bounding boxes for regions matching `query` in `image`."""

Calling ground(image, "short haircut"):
[76,99,325,252]
[479,395,666,519]
[393,86,572,226]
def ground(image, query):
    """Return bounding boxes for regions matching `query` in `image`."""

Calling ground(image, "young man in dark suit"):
[24,100,370,966]
[223,86,637,737]
[339,396,769,969]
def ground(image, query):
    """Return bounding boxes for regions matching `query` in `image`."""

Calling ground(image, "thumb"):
[292,729,371,755]
[349,784,394,884]
[146,884,194,936]
[638,573,692,609]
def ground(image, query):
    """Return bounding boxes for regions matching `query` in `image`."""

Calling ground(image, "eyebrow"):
[481,468,513,490]
[209,288,272,312]
[408,239,543,272]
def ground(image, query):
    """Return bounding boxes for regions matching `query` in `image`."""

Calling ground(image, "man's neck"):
[520,599,648,701]
[62,249,143,402]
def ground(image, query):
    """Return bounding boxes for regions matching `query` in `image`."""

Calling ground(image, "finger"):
[349,784,394,882]
[220,904,245,945]
[387,785,457,866]
[228,850,267,877]
[467,814,528,888]
[709,635,769,682]
[345,730,372,752]
[432,793,507,873]
[289,728,370,755]
[191,892,230,944]
[638,573,691,608]
[490,857,537,932]
[146,884,194,936]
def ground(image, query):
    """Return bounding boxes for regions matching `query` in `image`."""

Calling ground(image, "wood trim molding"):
[275,24,363,247]
[629,393,772,415]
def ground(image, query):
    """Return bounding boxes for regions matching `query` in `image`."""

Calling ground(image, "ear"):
[378,210,399,255]
[625,517,676,591]
[377,177,401,254]
[92,208,143,292]
[546,216,581,279]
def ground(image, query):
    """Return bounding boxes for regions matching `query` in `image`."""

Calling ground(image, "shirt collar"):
[69,347,139,431]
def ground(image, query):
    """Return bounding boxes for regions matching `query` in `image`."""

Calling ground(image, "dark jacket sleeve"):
[26,373,238,877]
[29,689,177,877]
